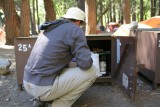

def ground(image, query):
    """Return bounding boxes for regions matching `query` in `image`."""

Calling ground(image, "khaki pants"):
[23,65,98,107]
[24,53,100,107]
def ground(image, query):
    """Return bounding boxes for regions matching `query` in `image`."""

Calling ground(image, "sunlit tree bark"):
[43,0,56,22]
[20,0,30,37]
[122,0,130,24]
[85,0,97,34]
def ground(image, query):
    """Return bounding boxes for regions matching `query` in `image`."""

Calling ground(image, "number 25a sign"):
[18,43,32,52]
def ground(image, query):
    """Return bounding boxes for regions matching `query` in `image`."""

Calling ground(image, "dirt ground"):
[1,45,160,107]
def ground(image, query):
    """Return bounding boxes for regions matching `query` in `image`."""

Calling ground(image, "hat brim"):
[62,14,85,22]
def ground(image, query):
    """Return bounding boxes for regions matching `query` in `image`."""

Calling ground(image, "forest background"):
[0,0,160,45]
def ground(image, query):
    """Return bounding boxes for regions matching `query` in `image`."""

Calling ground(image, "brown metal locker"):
[14,34,138,100]
[136,30,160,89]
[14,37,37,90]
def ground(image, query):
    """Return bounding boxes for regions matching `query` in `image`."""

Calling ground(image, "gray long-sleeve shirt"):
[24,20,93,86]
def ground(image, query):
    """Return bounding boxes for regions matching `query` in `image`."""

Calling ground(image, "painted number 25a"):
[18,44,32,52]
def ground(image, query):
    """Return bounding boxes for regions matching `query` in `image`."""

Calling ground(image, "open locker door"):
[114,37,138,100]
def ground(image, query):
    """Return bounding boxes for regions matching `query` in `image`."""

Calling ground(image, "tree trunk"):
[113,2,116,22]
[85,0,97,34]
[132,0,136,21]
[77,0,85,12]
[151,0,156,17]
[36,0,40,33]
[0,0,5,11]
[159,0,160,15]
[43,0,56,22]
[140,0,143,21]
[151,0,153,16]
[31,0,37,35]
[20,0,30,37]
[109,0,112,22]
[154,0,157,15]
[100,2,103,25]
[122,0,130,24]
[107,15,109,23]
[0,0,20,45]
[97,1,110,25]
[0,1,5,26]
[119,3,123,24]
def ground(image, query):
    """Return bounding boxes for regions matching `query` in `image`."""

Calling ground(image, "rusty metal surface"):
[14,37,37,90]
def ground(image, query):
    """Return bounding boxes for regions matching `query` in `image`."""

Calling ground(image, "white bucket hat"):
[62,7,85,22]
